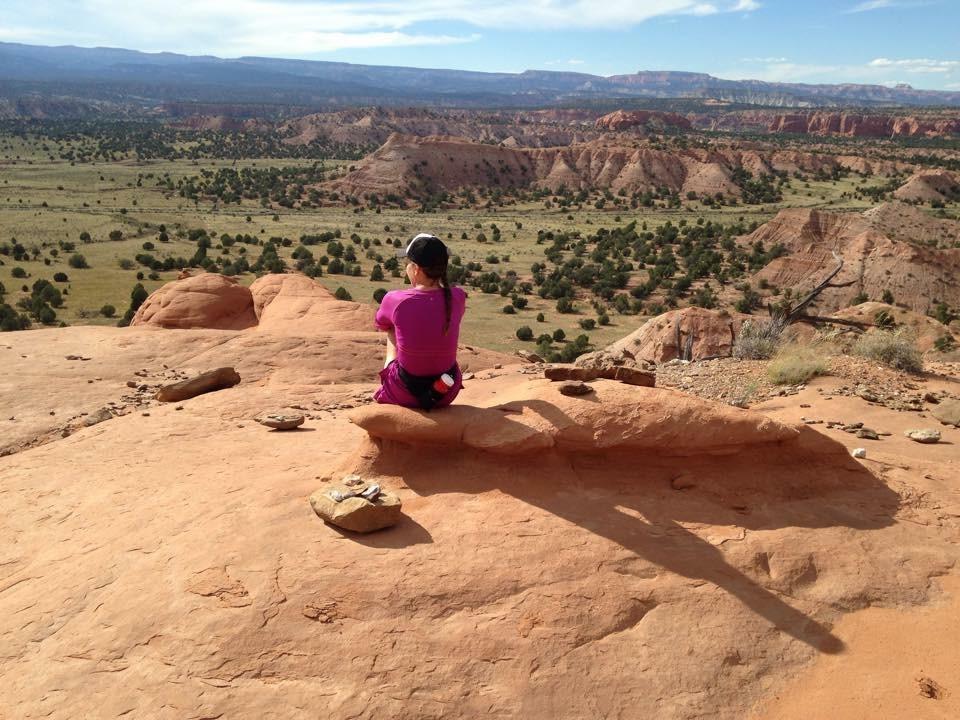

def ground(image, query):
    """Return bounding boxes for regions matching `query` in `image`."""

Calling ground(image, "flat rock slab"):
[545,364,655,387]
[155,367,241,402]
[310,482,402,533]
[905,429,941,444]
[257,413,305,430]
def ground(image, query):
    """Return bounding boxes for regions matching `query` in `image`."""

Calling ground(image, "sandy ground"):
[1,326,958,719]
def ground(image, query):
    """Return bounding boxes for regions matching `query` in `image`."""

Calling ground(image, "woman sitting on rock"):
[374,233,466,410]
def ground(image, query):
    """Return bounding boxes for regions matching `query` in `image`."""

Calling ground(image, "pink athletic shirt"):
[374,286,467,376]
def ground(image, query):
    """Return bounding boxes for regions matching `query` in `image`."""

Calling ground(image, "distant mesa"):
[326,132,902,201]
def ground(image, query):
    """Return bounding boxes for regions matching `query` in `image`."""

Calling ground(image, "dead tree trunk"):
[769,251,856,329]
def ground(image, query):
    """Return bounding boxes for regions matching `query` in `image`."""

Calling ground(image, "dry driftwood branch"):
[784,251,845,324]
[793,315,870,330]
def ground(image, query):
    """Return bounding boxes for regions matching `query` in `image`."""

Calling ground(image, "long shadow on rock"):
[353,417,901,654]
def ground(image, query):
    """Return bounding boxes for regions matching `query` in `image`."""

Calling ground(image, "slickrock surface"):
[1,312,959,719]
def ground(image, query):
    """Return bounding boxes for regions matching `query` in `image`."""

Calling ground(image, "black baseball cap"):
[398,233,448,266]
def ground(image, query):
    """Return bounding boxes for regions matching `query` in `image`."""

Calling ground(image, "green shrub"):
[516,326,534,341]
[767,345,828,385]
[53,272,68,282]
[334,287,352,301]
[100,304,116,318]
[552,328,566,342]
[934,334,956,352]
[502,304,516,314]
[12,267,26,278]
[579,318,596,330]
[373,288,387,304]
[874,309,895,329]
[536,312,545,322]
[733,319,782,360]
[853,328,923,373]
[68,254,89,269]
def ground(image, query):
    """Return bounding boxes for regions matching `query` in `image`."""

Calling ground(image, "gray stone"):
[856,428,879,440]
[852,448,867,459]
[905,429,941,444]
[83,408,113,427]
[257,413,305,430]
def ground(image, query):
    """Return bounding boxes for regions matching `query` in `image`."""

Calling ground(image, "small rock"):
[257,413,305,431]
[309,482,402,533]
[83,408,113,427]
[852,448,867,459]
[671,474,696,490]
[558,380,594,397]
[800,404,811,408]
[515,350,544,364]
[142,412,150,417]
[856,388,880,403]
[905,429,941,444]
[923,392,940,404]
[494,364,502,369]
[462,372,474,381]
[126,380,137,388]
[856,428,879,440]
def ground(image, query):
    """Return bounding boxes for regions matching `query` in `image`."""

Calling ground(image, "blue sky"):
[2,0,959,89]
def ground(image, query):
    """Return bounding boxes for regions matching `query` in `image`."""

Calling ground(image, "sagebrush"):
[733,319,783,360]
[767,344,828,385]
[853,328,923,373]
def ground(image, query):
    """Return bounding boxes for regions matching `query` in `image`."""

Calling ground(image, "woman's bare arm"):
[384,328,398,367]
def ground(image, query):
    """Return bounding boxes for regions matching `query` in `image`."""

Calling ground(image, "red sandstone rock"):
[131,273,256,330]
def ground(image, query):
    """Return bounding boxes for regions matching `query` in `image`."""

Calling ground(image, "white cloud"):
[686,4,720,15]
[848,0,895,10]
[732,0,762,11]
[0,1,768,56]
[741,56,789,63]
[846,0,931,12]
[869,57,960,73]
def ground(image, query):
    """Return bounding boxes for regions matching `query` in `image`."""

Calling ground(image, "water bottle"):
[432,373,455,394]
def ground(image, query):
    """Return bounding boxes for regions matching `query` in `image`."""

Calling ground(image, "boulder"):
[250,273,374,334]
[348,379,798,457]
[309,481,402,533]
[590,307,746,365]
[932,400,960,428]
[131,273,257,330]
[155,367,241,402]
[905,429,941,444]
